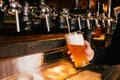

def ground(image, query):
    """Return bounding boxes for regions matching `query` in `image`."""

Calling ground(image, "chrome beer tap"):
[96,2,100,18]
[19,1,32,31]
[77,15,82,30]
[0,0,22,32]
[40,1,51,32]
[84,18,93,46]
[106,18,111,34]
[62,8,71,33]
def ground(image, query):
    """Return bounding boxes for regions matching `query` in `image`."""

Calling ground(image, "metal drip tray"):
[2,59,78,80]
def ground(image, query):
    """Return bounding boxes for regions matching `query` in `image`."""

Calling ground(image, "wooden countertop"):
[0,33,66,59]
[0,33,66,44]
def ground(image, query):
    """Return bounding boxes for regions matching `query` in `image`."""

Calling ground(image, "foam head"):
[65,32,84,45]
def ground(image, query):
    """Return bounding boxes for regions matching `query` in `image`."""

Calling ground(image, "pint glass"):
[65,31,89,68]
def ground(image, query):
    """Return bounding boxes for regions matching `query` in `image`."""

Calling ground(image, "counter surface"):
[0,33,66,59]
[0,33,66,44]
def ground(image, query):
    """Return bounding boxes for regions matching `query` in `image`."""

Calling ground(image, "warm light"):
[53,66,62,73]
[91,1,95,8]
[103,5,108,13]
[0,0,2,1]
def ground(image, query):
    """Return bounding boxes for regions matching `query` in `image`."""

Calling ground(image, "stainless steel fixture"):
[0,47,70,80]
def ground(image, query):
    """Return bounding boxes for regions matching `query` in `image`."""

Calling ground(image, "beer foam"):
[65,34,84,45]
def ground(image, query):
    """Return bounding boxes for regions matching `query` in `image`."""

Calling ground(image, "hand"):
[84,40,94,61]
[68,40,94,62]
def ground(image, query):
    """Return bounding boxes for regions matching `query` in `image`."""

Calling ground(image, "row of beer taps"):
[0,0,54,32]
[0,0,117,34]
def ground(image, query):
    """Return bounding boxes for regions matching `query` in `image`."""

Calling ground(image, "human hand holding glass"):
[68,40,94,64]
[65,31,94,68]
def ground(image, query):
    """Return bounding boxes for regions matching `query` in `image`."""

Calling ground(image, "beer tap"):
[65,14,70,33]
[106,19,111,34]
[40,1,51,32]
[101,19,105,28]
[84,18,93,46]
[94,18,101,37]
[95,19,100,28]
[101,4,106,19]
[100,3,107,34]
[74,0,79,10]
[0,0,22,32]
[77,15,82,31]
[86,19,91,30]
[96,2,100,18]
[62,8,71,33]
[88,0,92,11]
[19,1,32,31]
[30,0,58,32]
[87,0,92,18]
[107,0,111,18]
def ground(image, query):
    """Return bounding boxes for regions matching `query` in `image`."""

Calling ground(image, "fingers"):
[84,40,90,47]
[70,55,74,62]
[67,51,74,62]
[68,51,70,54]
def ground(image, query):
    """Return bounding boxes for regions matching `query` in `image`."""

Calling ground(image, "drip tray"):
[2,59,79,80]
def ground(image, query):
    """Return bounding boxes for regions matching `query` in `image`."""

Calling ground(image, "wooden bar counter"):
[0,33,120,80]
[0,33,66,59]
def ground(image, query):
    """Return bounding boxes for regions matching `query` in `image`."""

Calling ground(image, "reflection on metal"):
[2,59,78,80]
[114,6,120,19]
[0,53,44,79]
[15,10,20,32]
[107,0,111,18]
[0,47,67,79]
[74,0,79,9]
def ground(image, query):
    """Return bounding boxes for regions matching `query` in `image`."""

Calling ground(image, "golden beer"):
[65,31,89,68]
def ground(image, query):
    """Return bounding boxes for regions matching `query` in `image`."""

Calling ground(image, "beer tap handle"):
[0,0,22,32]
[78,16,82,30]
[102,3,105,13]
[88,0,92,10]
[106,19,111,34]
[95,19,100,28]
[65,15,70,33]
[107,19,111,27]
[40,0,45,5]
[96,2,100,17]
[86,19,91,30]
[45,14,50,32]
[94,18,101,37]
[101,3,107,19]
[102,19,105,28]
[74,0,78,9]
[107,0,111,18]
[84,19,92,46]
[15,10,20,32]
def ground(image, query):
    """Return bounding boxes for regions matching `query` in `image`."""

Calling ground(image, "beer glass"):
[65,31,89,68]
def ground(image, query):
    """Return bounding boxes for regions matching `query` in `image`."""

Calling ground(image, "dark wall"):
[18,0,120,13]
[46,0,75,10]
[46,0,120,14]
